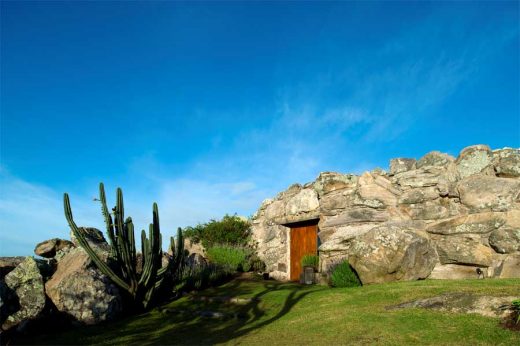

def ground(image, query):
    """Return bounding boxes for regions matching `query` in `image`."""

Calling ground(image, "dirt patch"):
[500,312,520,332]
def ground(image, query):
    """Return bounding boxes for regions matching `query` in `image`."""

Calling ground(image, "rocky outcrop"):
[1,257,46,331]
[70,227,111,260]
[388,292,518,319]
[0,257,26,279]
[251,145,520,283]
[44,247,122,325]
[347,226,437,284]
[34,238,74,258]
[493,148,520,177]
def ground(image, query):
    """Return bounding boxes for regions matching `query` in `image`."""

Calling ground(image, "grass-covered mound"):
[16,277,520,345]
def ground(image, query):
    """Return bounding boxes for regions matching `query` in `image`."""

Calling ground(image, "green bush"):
[248,254,266,272]
[330,260,362,288]
[206,245,251,272]
[512,299,520,324]
[301,255,319,270]
[179,263,231,291]
[183,214,251,248]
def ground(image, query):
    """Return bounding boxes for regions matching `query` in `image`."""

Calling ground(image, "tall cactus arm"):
[139,203,162,289]
[139,227,153,286]
[64,193,130,292]
[127,217,137,268]
[169,236,175,257]
[173,227,185,272]
[123,217,138,291]
[99,183,117,255]
[114,188,133,283]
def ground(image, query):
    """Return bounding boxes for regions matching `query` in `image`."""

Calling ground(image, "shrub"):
[248,254,266,272]
[179,263,231,291]
[330,260,362,288]
[205,245,250,272]
[301,255,319,270]
[183,214,251,248]
[512,299,520,324]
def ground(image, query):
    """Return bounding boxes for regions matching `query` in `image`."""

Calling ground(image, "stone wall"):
[251,145,520,283]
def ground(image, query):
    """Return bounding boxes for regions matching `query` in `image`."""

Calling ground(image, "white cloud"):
[0,167,269,256]
[0,168,100,256]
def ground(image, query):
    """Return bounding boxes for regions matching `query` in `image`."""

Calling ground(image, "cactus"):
[63,183,183,310]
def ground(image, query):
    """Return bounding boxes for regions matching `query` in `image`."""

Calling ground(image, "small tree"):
[183,214,251,248]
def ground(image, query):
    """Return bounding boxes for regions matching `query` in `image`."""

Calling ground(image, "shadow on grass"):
[14,278,325,345]
[124,278,326,345]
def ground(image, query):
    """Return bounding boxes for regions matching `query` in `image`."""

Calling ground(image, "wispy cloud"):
[0,167,98,256]
[2,5,516,257]
[0,167,267,256]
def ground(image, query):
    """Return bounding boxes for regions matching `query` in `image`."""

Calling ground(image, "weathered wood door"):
[290,225,318,281]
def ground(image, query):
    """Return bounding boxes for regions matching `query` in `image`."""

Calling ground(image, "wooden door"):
[290,225,317,281]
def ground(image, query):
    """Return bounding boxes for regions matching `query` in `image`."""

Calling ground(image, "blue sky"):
[1,1,519,256]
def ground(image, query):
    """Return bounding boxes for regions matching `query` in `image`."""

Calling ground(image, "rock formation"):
[44,247,122,325]
[0,228,123,333]
[1,257,46,331]
[251,145,520,283]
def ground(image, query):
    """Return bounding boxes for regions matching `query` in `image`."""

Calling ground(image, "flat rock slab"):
[387,292,518,318]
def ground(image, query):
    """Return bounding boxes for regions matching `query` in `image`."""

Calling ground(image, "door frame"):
[286,219,319,282]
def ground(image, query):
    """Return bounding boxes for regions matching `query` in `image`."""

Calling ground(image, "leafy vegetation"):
[330,260,361,288]
[301,254,319,271]
[206,245,251,272]
[63,183,184,310]
[512,299,520,324]
[19,278,520,345]
[183,214,251,248]
[247,254,266,273]
[179,263,232,292]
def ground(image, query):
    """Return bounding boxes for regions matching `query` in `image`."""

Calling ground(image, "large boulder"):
[264,200,285,220]
[429,264,488,280]
[457,175,520,212]
[313,172,358,196]
[0,257,25,279]
[321,208,389,228]
[347,226,437,284]
[402,199,465,221]
[426,212,505,235]
[44,248,122,325]
[493,148,520,177]
[416,151,455,168]
[34,238,74,258]
[498,255,520,278]
[398,187,439,204]
[285,188,319,216]
[389,158,416,175]
[489,227,520,254]
[392,165,458,189]
[1,257,46,331]
[320,190,352,214]
[318,223,381,253]
[435,236,495,267]
[357,173,398,207]
[456,145,495,179]
[70,227,111,261]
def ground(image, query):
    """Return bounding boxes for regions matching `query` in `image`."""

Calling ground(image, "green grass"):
[16,278,520,345]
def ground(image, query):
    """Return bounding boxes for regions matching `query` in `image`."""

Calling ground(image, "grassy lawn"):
[17,277,520,345]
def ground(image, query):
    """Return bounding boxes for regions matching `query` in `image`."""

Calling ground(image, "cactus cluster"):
[63,183,184,310]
